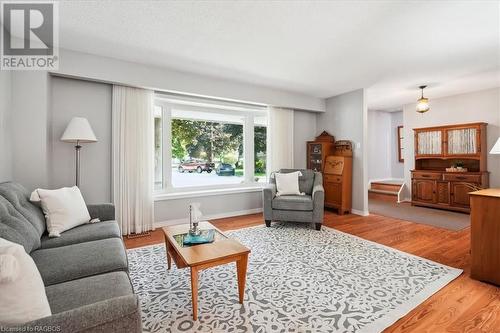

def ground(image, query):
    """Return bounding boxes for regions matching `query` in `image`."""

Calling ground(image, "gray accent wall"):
[317,89,368,214]
[0,71,12,182]
[40,77,319,223]
[50,76,112,203]
[155,191,262,224]
[11,71,50,190]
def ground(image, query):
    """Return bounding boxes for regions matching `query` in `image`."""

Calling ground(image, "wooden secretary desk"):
[323,141,353,215]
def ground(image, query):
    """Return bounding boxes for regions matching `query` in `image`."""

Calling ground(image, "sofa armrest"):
[312,173,324,224]
[262,184,276,221]
[87,203,115,221]
[8,295,141,333]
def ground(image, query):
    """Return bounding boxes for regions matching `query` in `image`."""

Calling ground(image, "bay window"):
[154,94,268,193]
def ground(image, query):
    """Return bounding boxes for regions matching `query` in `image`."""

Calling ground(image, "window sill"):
[154,185,264,201]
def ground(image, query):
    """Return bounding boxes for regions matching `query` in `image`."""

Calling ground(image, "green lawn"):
[235,169,265,177]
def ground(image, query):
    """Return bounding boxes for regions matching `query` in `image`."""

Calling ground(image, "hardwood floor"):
[124,211,500,332]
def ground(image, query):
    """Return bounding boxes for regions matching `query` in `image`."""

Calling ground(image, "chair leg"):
[265,220,271,227]
[315,223,322,231]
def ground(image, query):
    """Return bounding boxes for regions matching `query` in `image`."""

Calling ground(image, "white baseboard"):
[154,208,263,227]
[351,209,369,216]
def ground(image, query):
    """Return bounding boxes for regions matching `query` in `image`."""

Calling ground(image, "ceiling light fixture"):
[416,85,430,114]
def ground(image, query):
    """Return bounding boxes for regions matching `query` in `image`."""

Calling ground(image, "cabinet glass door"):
[447,128,478,155]
[417,130,442,155]
[309,144,323,172]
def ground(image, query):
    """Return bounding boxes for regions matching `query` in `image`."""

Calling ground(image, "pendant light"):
[416,85,430,113]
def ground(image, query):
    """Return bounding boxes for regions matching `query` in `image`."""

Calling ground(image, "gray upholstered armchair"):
[263,169,325,230]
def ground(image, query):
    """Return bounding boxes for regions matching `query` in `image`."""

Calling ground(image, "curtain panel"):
[112,85,154,235]
[268,107,294,173]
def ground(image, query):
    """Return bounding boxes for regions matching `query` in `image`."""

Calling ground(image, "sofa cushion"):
[40,221,121,249]
[275,171,303,196]
[0,238,52,325]
[0,182,46,237]
[31,186,91,237]
[45,271,133,314]
[274,169,315,195]
[272,195,313,211]
[0,196,41,252]
[31,238,128,286]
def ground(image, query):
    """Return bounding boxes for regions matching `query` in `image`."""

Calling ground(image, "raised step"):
[368,188,398,202]
[368,189,398,196]
[370,182,402,192]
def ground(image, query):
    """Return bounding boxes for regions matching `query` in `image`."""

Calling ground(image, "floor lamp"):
[61,117,98,187]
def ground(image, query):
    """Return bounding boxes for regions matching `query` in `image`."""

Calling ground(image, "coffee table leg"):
[190,267,199,320]
[236,254,248,304]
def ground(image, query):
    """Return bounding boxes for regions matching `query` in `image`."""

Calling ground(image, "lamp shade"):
[60,117,97,143]
[490,137,500,154]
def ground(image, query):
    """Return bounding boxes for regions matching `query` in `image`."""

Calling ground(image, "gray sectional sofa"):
[0,181,142,332]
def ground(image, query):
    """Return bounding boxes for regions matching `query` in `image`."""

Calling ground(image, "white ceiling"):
[57,0,500,111]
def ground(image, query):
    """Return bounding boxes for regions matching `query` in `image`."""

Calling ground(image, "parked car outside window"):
[178,159,215,173]
[216,163,235,176]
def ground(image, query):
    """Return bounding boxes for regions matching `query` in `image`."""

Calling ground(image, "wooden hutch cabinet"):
[307,131,335,172]
[411,122,488,213]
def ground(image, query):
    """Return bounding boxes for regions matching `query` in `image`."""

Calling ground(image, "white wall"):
[0,71,12,182]
[390,111,404,179]
[317,89,368,215]
[50,77,112,203]
[293,110,318,169]
[55,49,325,112]
[367,110,392,182]
[402,88,500,200]
[366,110,404,182]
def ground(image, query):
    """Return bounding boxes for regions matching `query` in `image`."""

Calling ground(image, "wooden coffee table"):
[162,222,250,320]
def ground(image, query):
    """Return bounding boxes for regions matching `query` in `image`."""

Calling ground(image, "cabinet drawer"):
[324,174,342,183]
[443,174,481,183]
[412,172,441,180]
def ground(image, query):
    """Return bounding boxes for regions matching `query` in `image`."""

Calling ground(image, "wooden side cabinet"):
[470,189,500,286]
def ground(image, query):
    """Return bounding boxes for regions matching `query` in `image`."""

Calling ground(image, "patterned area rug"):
[127,223,462,333]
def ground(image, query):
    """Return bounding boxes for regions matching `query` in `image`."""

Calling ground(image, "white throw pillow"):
[0,238,51,325]
[275,171,304,196]
[30,186,91,237]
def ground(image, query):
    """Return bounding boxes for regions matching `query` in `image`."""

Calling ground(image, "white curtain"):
[268,106,294,173]
[112,85,154,235]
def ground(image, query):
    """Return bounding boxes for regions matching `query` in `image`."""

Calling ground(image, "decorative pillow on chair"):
[0,238,51,325]
[30,186,91,237]
[275,171,305,196]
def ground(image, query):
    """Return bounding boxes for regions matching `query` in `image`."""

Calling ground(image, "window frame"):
[154,96,268,198]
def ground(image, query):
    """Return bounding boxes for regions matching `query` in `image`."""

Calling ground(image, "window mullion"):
[162,105,172,189]
[244,114,255,183]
